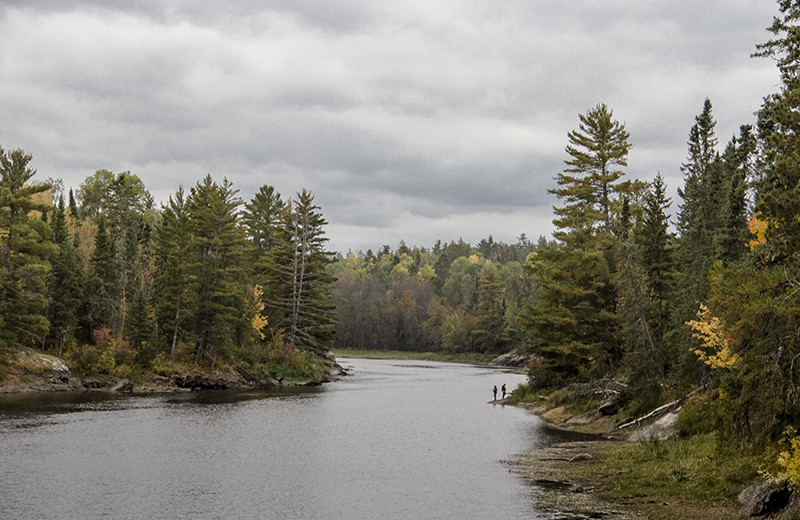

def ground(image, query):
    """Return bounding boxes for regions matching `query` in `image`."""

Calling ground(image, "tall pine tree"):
[0,148,57,350]
[153,186,194,359]
[266,189,336,354]
[524,104,638,386]
[187,175,250,360]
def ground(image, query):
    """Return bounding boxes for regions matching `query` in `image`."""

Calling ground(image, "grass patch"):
[604,434,759,501]
[332,348,496,365]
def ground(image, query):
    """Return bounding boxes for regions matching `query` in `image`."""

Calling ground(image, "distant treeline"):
[331,235,542,354]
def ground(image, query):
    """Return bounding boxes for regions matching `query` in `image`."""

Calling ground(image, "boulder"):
[738,481,791,517]
[489,351,533,367]
[628,411,680,442]
[170,372,247,390]
[598,399,620,416]
[110,379,134,393]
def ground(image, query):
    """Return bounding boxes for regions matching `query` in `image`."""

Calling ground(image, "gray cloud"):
[0,1,780,253]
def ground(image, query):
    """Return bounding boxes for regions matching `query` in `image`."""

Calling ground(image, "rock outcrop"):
[170,372,249,390]
[489,351,533,367]
[1,349,83,393]
[738,481,791,517]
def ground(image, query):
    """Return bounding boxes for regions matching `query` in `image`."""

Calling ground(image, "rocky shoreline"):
[0,349,347,395]
[510,402,800,520]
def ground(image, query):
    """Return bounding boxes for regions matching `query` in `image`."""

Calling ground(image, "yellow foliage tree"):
[250,284,268,340]
[687,303,739,369]
[747,212,767,251]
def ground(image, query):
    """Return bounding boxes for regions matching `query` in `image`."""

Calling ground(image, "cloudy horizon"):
[1,1,780,254]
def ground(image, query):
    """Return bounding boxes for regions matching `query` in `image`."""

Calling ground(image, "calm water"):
[0,358,554,519]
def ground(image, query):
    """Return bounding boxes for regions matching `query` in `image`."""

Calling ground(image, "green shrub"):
[676,394,716,437]
[768,427,800,490]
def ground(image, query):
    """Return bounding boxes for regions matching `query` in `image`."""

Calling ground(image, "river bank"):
[511,402,767,520]
[0,348,345,394]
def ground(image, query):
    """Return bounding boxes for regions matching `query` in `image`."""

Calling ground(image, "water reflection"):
[0,358,544,520]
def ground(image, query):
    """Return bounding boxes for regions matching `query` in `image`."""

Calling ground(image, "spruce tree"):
[635,174,673,355]
[126,288,155,363]
[714,127,756,263]
[85,216,121,336]
[45,196,81,354]
[754,1,800,265]
[671,100,723,373]
[0,148,58,350]
[68,188,80,223]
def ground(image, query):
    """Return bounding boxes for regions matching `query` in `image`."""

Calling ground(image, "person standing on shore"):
[501,384,506,399]
[493,385,498,401]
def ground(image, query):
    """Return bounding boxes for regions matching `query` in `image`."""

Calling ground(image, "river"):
[0,358,561,519]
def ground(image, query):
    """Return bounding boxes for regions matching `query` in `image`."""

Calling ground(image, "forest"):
[1,0,800,478]
[0,165,338,382]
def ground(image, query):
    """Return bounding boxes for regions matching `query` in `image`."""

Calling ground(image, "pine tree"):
[187,175,250,360]
[242,185,283,336]
[242,185,282,254]
[556,103,635,232]
[0,148,58,349]
[153,186,194,358]
[524,104,638,386]
[265,189,336,354]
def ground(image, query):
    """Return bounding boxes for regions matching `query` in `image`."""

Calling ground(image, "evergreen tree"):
[0,148,57,350]
[85,216,120,336]
[754,2,800,265]
[671,99,724,377]
[126,287,155,363]
[614,197,664,405]
[266,189,336,354]
[242,184,283,333]
[524,104,637,386]
[470,262,506,353]
[68,188,79,223]
[45,196,81,354]
[558,103,635,232]
[187,175,250,360]
[153,186,193,358]
[242,184,283,254]
[714,127,756,263]
[635,174,673,356]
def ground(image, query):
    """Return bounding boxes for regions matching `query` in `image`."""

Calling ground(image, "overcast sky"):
[0,1,781,254]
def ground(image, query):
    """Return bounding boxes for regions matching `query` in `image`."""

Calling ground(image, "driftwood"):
[615,385,708,431]
[616,399,681,430]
